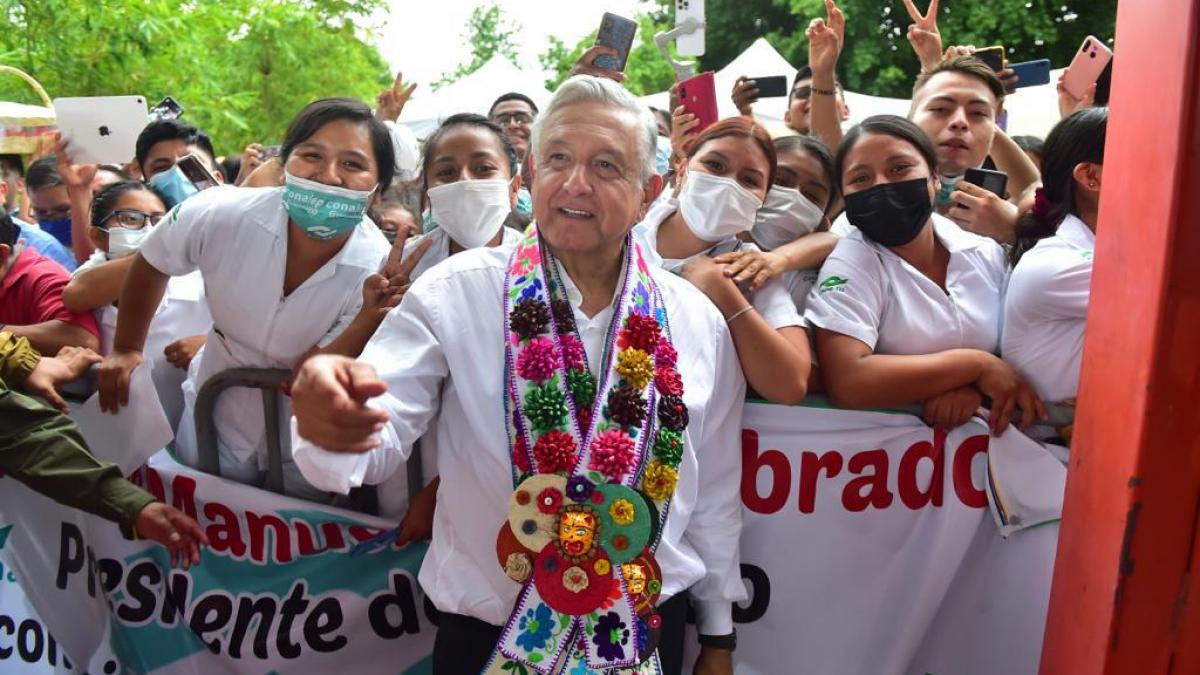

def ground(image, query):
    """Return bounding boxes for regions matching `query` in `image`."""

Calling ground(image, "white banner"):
[0,403,1061,674]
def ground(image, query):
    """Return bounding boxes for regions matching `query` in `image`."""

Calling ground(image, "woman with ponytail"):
[1002,107,1107,409]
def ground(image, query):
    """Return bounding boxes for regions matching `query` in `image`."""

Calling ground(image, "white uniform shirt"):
[400,225,522,281]
[634,196,805,329]
[138,186,389,488]
[1002,214,1094,402]
[805,214,1008,354]
[75,250,212,430]
[293,245,747,634]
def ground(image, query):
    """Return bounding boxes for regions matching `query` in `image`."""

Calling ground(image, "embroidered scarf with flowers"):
[483,225,688,675]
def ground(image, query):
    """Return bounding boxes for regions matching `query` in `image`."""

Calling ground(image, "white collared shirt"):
[634,196,805,329]
[139,186,390,467]
[77,249,212,430]
[400,225,522,281]
[1002,214,1094,402]
[805,214,1009,354]
[293,244,747,634]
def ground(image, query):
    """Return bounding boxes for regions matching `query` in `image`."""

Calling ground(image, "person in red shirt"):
[0,214,99,355]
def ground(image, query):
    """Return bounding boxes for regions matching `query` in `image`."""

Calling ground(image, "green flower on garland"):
[525,382,570,433]
[567,368,596,410]
[653,428,684,466]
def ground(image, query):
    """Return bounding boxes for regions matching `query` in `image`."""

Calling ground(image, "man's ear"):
[508,174,522,209]
[639,174,665,221]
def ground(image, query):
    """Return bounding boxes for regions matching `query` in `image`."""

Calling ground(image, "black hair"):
[488,92,539,118]
[1011,135,1044,156]
[221,156,242,185]
[1094,58,1113,107]
[0,212,17,247]
[913,55,1006,109]
[1011,107,1107,265]
[90,180,164,229]
[135,119,217,174]
[419,113,518,206]
[834,115,938,190]
[281,97,396,188]
[775,134,836,212]
[25,156,63,192]
[0,154,24,178]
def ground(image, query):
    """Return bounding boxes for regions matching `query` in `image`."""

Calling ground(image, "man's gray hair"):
[530,75,659,183]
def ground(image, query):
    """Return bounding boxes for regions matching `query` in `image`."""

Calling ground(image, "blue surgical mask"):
[515,187,533,219]
[655,135,672,175]
[421,208,437,234]
[37,217,72,247]
[148,165,200,209]
[281,170,374,240]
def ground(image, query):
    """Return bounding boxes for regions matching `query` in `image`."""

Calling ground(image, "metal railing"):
[193,367,292,494]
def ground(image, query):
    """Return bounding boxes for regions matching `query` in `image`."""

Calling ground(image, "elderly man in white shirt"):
[289,76,745,675]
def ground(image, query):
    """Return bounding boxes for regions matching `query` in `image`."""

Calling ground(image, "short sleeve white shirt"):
[400,225,522,281]
[139,186,389,465]
[1002,215,1094,402]
[805,214,1009,354]
[634,196,805,329]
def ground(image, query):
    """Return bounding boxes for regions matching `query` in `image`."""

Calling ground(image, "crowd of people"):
[0,0,1111,672]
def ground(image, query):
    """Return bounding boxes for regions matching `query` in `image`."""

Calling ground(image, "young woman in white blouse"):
[96,98,398,500]
[1003,107,1107,414]
[806,115,1045,435]
[636,117,812,404]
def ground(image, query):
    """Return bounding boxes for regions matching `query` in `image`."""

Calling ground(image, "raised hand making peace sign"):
[902,0,945,73]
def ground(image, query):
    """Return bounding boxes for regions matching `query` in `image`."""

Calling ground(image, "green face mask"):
[281,170,374,240]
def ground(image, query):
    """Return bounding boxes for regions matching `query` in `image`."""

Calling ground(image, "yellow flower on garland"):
[609,498,636,525]
[641,460,679,501]
[615,348,655,390]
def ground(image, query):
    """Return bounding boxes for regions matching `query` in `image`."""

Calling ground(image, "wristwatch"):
[698,630,737,651]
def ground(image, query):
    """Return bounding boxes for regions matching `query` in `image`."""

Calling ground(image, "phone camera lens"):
[1089,51,1095,58]
[1083,39,1091,49]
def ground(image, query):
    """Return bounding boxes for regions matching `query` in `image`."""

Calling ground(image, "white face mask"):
[426,178,512,249]
[750,186,824,251]
[678,171,763,242]
[108,227,151,259]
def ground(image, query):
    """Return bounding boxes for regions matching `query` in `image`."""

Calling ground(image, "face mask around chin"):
[935,174,961,207]
[751,186,824,251]
[677,171,763,243]
[843,177,933,248]
[281,170,374,240]
[148,166,200,209]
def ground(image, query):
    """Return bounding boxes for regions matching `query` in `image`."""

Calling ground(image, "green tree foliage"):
[636,0,1115,97]
[434,4,521,89]
[0,0,393,155]
[540,13,678,96]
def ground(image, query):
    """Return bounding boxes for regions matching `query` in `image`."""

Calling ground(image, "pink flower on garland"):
[654,341,678,369]
[533,430,577,473]
[560,334,586,371]
[618,313,661,352]
[517,337,561,383]
[588,429,637,481]
[655,366,684,397]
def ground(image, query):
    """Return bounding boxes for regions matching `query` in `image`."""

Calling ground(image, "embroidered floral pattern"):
[593,612,630,661]
[516,603,554,652]
[609,499,635,525]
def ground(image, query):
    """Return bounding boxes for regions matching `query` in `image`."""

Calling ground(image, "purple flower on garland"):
[657,394,689,432]
[560,334,586,370]
[510,298,551,340]
[631,281,651,313]
[588,429,637,480]
[592,611,630,661]
[517,337,561,383]
[566,475,595,502]
[605,384,648,429]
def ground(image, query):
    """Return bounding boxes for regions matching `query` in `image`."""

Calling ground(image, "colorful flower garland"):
[486,225,687,675]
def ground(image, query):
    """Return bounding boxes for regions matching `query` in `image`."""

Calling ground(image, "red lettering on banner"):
[296,522,346,555]
[952,435,988,508]
[797,451,843,514]
[247,513,294,564]
[741,430,791,514]
[204,502,247,557]
[897,428,947,509]
[143,468,166,502]
[842,449,894,511]
[170,475,199,520]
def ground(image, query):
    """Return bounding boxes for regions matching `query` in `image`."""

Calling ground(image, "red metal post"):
[1040,0,1200,673]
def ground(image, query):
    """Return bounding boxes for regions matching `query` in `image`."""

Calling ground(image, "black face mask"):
[843,177,933,247]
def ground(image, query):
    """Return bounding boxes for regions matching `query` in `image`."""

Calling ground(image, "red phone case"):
[678,72,718,135]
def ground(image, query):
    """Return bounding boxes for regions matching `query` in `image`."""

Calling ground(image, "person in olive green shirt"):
[0,330,207,568]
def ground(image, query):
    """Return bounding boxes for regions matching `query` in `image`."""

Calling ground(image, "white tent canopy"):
[399,56,554,138]
[639,38,1065,140]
